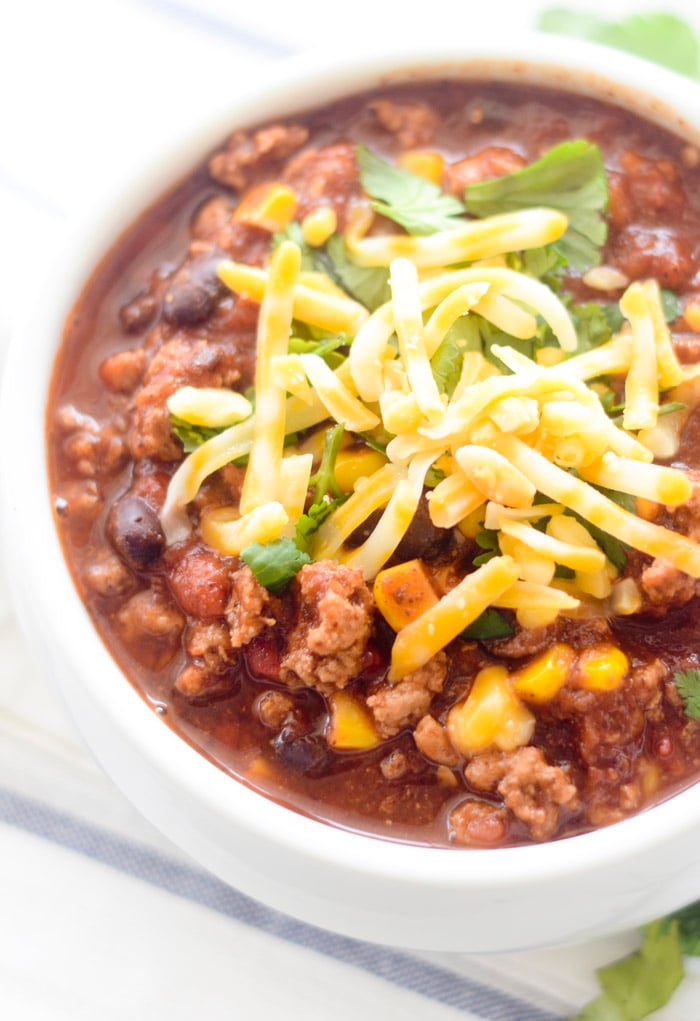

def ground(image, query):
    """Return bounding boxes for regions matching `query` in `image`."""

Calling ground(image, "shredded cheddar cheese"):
[158,185,700,683]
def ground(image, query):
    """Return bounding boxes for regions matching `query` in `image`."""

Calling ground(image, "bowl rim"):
[6,29,700,901]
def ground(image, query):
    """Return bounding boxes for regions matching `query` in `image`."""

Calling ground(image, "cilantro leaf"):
[170,415,224,453]
[461,608,514,641]
[465,140,608,271]
[539,10,700,81]
[473,528,500,566]
[357,145,466,236]
[240,538,311,593]
[295,497,342,553]
[324,232,390,311]
[674,669,700,719]
[570,919,684,1020]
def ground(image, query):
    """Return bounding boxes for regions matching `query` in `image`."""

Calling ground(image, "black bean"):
[162,255,224,326]
[106,494,165,570]
[272,728,333,776]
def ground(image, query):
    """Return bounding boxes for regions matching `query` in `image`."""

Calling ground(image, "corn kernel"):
[397,150,445,183]
[684,299,700,332]
[456,504,486,540]
[301,206,338,247]
[327,691,380,749]
[511,643,575,703]
[374,559,439,631]
[334,448,388,492]
[447,665,535,756]
[233,182,297,232]
[575,643,629,691]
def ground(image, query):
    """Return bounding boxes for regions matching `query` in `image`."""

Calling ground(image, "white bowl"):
[5,33,700,953]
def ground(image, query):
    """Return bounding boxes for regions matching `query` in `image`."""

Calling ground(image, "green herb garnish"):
[170,415,224,453]
[673,669,700,719]
[356,144,466,235]
[325,232,391,311]
[466,140,608,271]
[570,919,684,1020]
[240,538,311,593]
[539,10,700,80]
[461,608,514,641]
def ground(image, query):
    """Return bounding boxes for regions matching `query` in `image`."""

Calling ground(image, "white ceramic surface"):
[5,33,700,953]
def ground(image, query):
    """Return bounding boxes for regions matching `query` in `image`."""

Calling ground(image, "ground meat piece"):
[119,289,160,334]
[174,662,235,700]
[449,799,509,847]
[186,619,235,668]
[190,199,271,262]
[413,714,459,766]
[368,98,437,148]
[54,404,127,478]
[282,143,360,227]
[607,225,695,291]
[640,557,697,611]
[162,252,226,327]
[609,152,686,227]
[116,586,184,640]
[83,549,134,598]
[367,652,448,738]
[488,626,552,660]
[226,565,278,648]
[583,768,643,828]
[114,586,184,671]
[256,689,295,729]
[130,338,242,460]
[169,547,232,618]
[635,476,700,611]
[442,146,526,195]
[465,746,579,842]
[280,561,373,692]
[209,123,309,191]
[489,616,612,660]
[54,479,103,523]
[379,748,411,780]
[99,348,147,393]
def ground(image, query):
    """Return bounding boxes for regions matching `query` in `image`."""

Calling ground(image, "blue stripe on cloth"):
[0,786,562,1021]
[128,0,295,57]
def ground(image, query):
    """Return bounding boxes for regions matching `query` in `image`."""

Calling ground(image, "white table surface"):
[3,2,700,1017]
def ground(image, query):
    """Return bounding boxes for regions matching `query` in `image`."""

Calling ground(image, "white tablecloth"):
[3,2,700,1017]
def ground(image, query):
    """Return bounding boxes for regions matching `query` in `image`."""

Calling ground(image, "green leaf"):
[170,415,224,453]
[539,10,700,80]
[570,919,684,1020]
[295,497,343,553]
[357,144,466,236]
[309,423,345,501]
[240,538,311,593]
[271,221,324,271]
[665,899,700,956]
[660,288,682,322]
[324,232,391,311]
[673,669,700,720]
[466,140,608,270]
[461,608,514,640]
